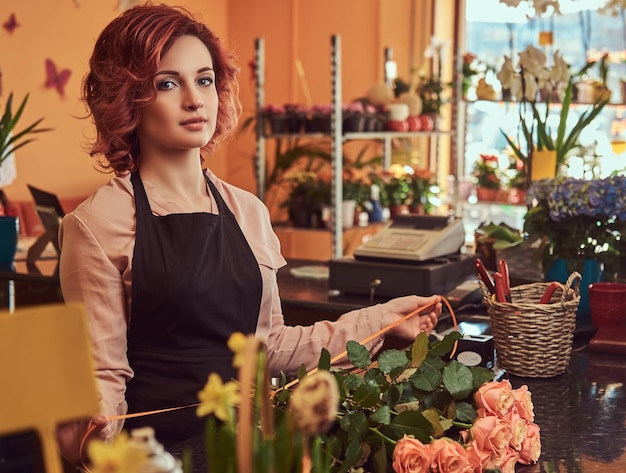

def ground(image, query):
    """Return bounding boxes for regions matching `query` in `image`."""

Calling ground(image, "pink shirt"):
[58,169,386,445]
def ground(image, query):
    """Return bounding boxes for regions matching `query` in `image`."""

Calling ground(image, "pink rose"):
[474,380,516,417]
[519,422,541,464]
[512,384,535,422]
[429,438,472,473]
[470,416,512,462]
[498,448,520,473]
[503,410,527,450]
[392,435,433,473]
[465,440,491,472]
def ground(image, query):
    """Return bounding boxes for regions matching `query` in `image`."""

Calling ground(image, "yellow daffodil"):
[196,372,241,422]
[227,332,247,368]
[87,431,148,473]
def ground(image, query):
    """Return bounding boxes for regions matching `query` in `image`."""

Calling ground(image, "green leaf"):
[455,401,477,423]
[410,332,429,368]
[387,383,402,409]
[352,383,381,408]
[442,361,474,400]
[411,363,442,392]
[342,411,368,441]
[347,340,371,369]
[318,348,331,371]
[340,439,363,472]
[377,349,410,376]
[371,442,388,473]
[428,331,462,358]
[470,366,496,389]
[421,408,445,438]
[388,410,433,443]
[344,373,363,392]
[297,364,307,380]
[369,405,391,425]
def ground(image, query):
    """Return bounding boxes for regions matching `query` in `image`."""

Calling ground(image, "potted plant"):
[406,166,438,214]
[497,45,608,183]
[472,154,501,201]
[0,92,51,270]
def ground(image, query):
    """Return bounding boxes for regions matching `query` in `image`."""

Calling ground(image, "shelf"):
[262,130,451,140]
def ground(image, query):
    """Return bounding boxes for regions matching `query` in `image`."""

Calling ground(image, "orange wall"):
[1,0,440,203]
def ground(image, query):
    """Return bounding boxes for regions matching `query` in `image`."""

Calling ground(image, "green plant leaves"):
[346,340,371,369]
[377,349,410,377]
[442,361,474,400]
[387,410,433,443]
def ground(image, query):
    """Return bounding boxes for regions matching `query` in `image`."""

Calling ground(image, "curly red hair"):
[83,3,240,175]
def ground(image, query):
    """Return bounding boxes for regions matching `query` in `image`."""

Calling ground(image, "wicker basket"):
[479,272,581,378]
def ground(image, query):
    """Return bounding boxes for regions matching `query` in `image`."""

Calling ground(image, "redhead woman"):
[56,3,442,466]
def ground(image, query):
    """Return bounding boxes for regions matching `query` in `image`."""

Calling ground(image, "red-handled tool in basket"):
[493,272,510,303]
[540,281,560,304]
[498,258,511,302]
[474,258,495,295]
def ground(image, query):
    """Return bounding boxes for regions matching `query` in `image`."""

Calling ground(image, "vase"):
[0,215,19,271]
[530,149,557,181]
[544,257,604,327]
[341,200,356,229]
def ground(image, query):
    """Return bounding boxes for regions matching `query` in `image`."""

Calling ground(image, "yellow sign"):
[0,303,100,473]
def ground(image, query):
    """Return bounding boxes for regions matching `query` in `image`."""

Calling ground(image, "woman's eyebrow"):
[155,66,214,76]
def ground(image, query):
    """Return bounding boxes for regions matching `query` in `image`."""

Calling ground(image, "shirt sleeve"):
[260,265,385,376]
[57,213,132,455]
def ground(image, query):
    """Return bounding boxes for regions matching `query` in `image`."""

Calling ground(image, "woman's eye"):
[157,80,176,90]
[198,77,214,87]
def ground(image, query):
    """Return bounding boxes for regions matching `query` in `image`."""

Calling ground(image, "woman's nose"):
[183,89,204,110]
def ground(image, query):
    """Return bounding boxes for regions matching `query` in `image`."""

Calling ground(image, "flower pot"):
[507,188,526,204]
[588,282,626,327]
[530,149,557,181]
[476,187,499,202]
[0,215,19,271]
[388,204,409,219]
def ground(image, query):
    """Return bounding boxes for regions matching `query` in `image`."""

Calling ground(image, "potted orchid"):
[497,45,608,183]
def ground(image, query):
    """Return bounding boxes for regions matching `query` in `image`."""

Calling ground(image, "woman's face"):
[137,35,218,156]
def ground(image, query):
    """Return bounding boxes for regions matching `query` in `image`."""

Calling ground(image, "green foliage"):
[276,330,494,472]
[0,92,52,165]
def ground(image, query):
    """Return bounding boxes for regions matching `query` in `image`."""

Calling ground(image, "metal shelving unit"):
[254,35,456,260]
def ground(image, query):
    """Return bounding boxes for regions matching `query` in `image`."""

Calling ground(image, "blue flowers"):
[524,176,626,272]
[527,176,626,222]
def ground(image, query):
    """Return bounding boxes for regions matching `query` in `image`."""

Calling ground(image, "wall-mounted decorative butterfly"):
[3,13,19,34]
[44,59,71,98]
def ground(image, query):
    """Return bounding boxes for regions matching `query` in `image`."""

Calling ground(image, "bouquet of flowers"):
[86,331,541,473]
[472,154,501,190]
[524,176,626,272]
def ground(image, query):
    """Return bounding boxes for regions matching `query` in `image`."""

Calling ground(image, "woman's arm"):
[57,212,132,463]
[259,264,441,376]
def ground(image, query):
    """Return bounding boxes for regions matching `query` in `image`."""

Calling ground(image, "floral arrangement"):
[406,166,438,213]
[281,169,331,213]
[85,331,541,473]
[524,176,626,272]
[472,154,501,190]
[497,45,608,180]
[372,164,412,207]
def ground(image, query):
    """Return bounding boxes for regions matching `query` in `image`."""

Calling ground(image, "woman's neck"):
[139,151,209,204]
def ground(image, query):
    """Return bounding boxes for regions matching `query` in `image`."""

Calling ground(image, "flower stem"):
[369,427,397,445]
[453,421,473,429]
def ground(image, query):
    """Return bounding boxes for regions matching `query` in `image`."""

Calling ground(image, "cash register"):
[328,215,475,299]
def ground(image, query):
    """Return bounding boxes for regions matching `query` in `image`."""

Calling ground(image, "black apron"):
[124,171,262,447]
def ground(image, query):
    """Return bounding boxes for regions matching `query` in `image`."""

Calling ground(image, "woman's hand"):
[57,414,109,467]
[380,295,442,340]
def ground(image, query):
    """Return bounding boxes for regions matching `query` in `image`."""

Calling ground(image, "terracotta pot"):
[389,204,409,219]
[476,187,499,202]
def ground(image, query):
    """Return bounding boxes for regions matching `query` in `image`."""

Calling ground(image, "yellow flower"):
[87,431,148,473]
[196,372,241,422]
[227,332,247,368]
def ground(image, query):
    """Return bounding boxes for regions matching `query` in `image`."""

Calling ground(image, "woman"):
[57,3,442,465]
